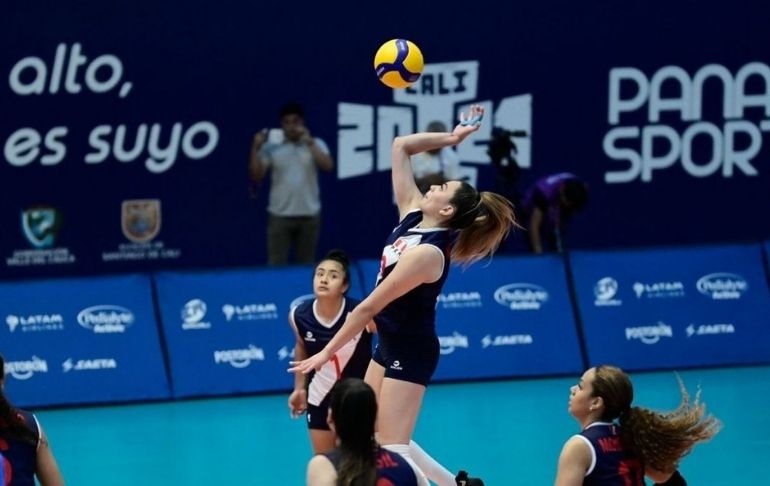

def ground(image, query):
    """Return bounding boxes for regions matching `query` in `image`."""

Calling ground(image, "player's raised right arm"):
[391,105,484,217]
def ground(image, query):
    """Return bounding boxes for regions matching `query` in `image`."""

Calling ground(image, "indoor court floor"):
[36,365,768,485]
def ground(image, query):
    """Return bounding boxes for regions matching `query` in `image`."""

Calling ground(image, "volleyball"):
[373,39,424,89]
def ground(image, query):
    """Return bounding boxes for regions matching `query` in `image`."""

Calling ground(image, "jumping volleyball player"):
[288,249,374,454]
[291,105,516,486]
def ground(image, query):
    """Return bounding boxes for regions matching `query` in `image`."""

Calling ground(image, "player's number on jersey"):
[618,459,644,486]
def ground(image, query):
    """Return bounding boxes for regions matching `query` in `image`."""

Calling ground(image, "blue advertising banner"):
[154,265,366,398]
[2,1,769,278]
[359,255,584,380]
[0,274,169,407]
[570,244,770,371]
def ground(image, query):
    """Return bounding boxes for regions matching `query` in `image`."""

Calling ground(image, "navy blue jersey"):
[0,410,39,486]
[292,297,373,406]
[374,210,451,335]
[578,422,644,486]
[324,447,419,486]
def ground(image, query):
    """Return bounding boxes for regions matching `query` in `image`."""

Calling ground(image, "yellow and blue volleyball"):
[373,39,424,89]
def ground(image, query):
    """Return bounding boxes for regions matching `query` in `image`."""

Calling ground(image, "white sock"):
[408,440,456,486]
[382,443,431,486]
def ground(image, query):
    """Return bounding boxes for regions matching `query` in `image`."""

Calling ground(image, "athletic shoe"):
[455,470,485,486]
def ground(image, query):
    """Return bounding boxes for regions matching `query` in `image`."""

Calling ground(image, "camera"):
[487,127,528,182]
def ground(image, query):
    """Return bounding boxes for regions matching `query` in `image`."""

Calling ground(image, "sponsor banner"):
[571,244,770,370]
[359,255,584,381]
[154,266,367,398]
[0,275,169,407]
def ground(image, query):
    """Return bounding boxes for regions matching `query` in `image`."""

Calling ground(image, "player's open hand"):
[288,349,330,374]
[453,104,485,141]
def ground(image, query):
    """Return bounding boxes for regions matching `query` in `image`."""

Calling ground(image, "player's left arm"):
[36,425,64,486]
[554,436,591,486]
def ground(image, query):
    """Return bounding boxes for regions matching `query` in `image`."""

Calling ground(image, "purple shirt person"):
[521,172,588,253]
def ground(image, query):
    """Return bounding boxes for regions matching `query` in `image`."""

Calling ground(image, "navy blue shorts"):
[306,394,331,431]
[372,330,439,386]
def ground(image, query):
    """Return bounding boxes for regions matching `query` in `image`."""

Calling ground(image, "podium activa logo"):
[494,283,548,310]
[696,273,748,300]
[77,305,134,333]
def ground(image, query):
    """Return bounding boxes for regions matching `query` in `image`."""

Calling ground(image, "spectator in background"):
[0,354,65,486]
[521,172,588,253]
[410,121,462,194]
[249,103,334,266]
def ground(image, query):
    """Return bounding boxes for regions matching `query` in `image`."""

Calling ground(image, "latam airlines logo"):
[222,303,279,321]
[4,356,48,380]
[438,332,470,355]
[213,345,265,368]
[494,283,549,310]
[77,305,134,333]
[6,313,64,332]
[633,281,685,299]
[696,273,748,300]
[438,292,482,309]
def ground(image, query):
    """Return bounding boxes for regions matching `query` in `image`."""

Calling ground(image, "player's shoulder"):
[293,299,316,321]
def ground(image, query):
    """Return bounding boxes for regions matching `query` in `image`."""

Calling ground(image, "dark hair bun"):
[325,249,349,266]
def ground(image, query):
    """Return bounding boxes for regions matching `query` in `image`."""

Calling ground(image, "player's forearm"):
[394,132,460,157]
[293,343,309,389]
[322,306,375,357]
